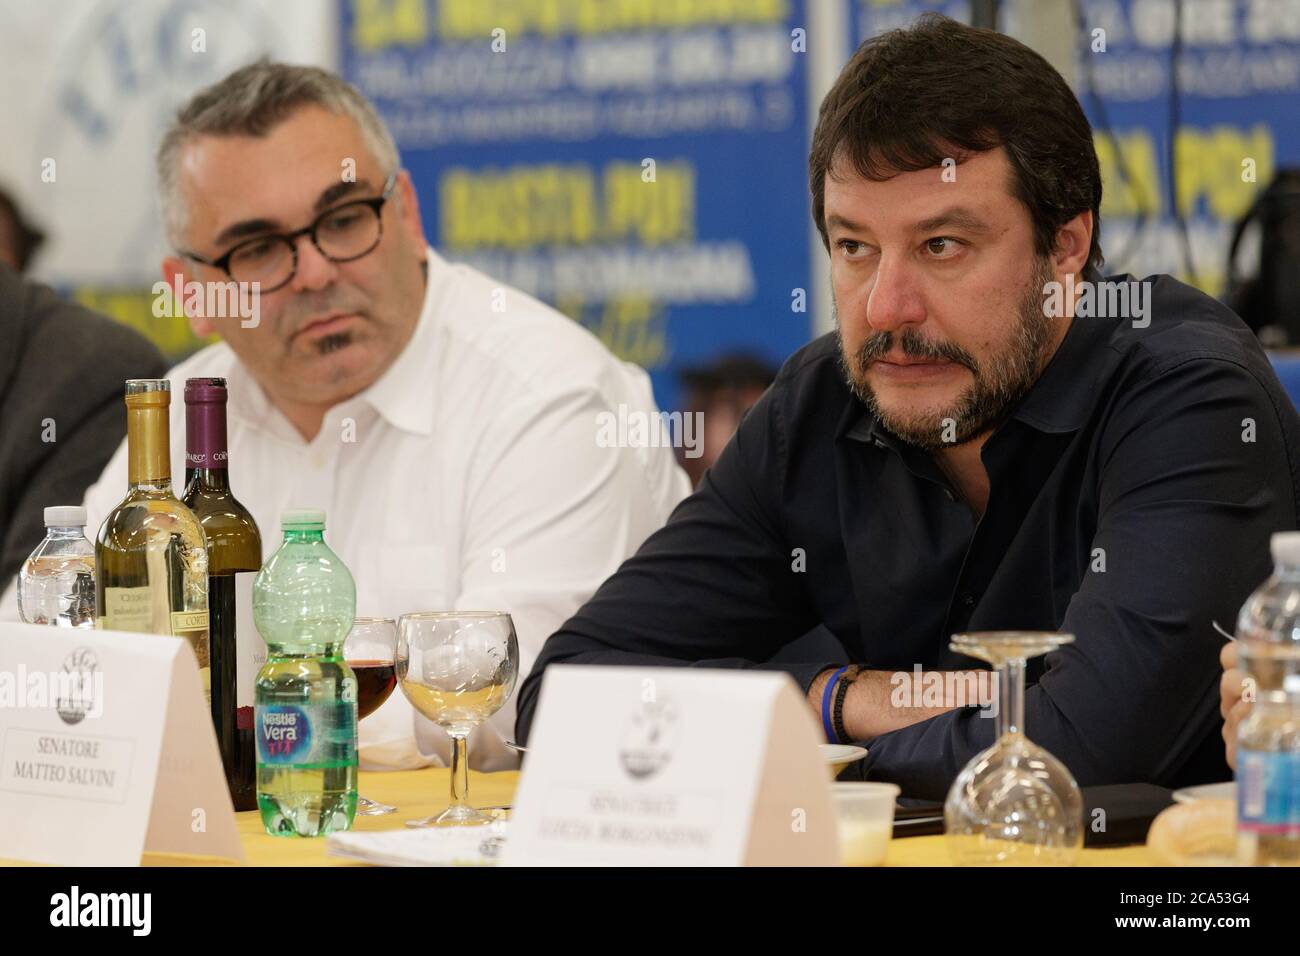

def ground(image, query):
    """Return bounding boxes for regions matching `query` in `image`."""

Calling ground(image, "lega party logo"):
[618,698,678,781]
[56,648,99,726]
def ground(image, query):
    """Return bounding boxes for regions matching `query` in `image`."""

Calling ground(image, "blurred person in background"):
[0,186,46,272]
[0,262,167,584]
[677,353,776,488]
[1223,168,1300,349]
[1223,169,1300,408]
[0,59,690,771]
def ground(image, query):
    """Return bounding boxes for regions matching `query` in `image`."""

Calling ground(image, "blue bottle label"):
[257,705,314,764]
[256,698,356,767]
[1237,750,1300,833]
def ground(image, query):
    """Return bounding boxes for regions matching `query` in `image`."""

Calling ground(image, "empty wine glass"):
[397,611,518,827]
[944,631,1083,866]
[345,617,400,815]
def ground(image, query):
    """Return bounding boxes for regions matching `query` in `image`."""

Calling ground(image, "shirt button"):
[945,489,957,502]
[961,593,976,608]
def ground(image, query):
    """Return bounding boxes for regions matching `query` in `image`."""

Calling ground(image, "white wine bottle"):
[95,379,211,701]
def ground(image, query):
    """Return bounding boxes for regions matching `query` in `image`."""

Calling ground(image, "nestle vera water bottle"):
[253,509,358,837]
[1235,531,1300,866]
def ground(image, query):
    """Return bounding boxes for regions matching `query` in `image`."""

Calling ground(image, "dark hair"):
[809,14,1103,270]
[0,186,46,272]
[680,353,778,399]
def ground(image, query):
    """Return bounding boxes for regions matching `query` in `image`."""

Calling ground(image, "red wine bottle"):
[182,377,262,812]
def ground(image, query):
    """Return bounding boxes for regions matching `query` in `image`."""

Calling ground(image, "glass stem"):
[997,658,1025,740]
[449,733,470,810]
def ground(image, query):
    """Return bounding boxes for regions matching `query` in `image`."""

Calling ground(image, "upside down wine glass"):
[944,631,1084,866]
[397,611,518,827]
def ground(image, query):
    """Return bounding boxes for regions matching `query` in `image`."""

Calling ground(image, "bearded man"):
[514,15,1300,798]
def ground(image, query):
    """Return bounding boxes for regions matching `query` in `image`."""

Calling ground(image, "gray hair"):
[156,59,400,248]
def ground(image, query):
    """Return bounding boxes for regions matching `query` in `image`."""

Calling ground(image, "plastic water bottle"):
[18,506,96,628]
[1235,531,1300,866]
[252,509,357,837]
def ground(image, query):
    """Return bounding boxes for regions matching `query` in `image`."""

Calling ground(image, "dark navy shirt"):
[516,274,1300,800]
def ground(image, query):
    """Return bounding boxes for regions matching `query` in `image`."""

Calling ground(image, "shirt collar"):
[1004,318,1105,434]
[224,354,289,439]
[350,247,442,437]
[841,404,890,447]
[1005,267,1116,435]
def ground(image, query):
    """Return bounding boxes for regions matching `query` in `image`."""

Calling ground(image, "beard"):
[317,332,353,355]
[837,256,1057,451]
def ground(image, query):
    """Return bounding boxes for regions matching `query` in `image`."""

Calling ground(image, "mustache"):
[855,327,978,372]
[279,290,370,333]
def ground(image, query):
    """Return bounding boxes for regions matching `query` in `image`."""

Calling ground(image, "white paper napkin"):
[326,823,508,867]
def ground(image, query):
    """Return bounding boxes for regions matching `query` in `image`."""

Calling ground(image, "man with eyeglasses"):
[0,60,691,772]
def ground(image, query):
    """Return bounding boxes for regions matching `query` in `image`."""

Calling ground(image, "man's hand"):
[1220,641,1251,770]
[809,667,993,741]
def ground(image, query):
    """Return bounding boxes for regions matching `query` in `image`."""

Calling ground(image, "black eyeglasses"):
[182,173,398,293]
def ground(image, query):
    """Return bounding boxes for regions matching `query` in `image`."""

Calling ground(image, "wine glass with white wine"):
[396,611,518,827]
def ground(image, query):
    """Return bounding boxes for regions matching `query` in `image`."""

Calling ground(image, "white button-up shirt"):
[1,248,691,770]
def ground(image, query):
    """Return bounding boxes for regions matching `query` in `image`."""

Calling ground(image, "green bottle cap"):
[281,508,326,530]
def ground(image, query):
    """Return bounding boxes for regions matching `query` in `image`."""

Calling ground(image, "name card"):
[504,666,838,866]
[0,622,243,865]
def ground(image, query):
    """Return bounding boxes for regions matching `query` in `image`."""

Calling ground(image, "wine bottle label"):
[102,591,211,705]
[169,615,210,707]
[256,696,357,767]
[101,586,158,632]
[171,610,209,632]
[234,571,263,715]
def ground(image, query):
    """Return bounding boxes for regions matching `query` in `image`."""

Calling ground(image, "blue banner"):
[341,0,813,411]
[1075,0,1300,294]
[849,0,1300,296]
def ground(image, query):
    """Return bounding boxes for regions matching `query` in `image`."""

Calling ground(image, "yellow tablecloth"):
[120,769,1154,866]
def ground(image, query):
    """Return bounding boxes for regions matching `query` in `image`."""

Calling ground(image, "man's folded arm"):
[515,387,822,743]
[847,357,1294,799]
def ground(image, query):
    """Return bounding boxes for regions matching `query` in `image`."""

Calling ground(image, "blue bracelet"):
[821,666,849,743]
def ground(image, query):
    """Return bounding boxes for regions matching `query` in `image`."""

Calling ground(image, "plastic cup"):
[834,782,900,866]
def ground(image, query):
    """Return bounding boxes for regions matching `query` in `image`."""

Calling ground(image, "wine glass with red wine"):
[345,616,399,815]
